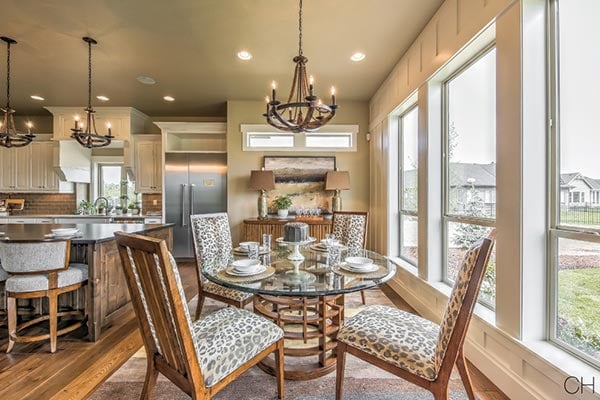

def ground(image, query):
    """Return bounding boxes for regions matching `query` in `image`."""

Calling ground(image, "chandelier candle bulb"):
[331,86,336,106]
[271,81,277,101]
[106,122,112,136]
[309,75,314,95]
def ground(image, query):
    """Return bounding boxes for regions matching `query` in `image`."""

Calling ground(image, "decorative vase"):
[277,209,289,218]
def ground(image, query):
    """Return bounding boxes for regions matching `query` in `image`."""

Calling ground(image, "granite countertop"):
[0,214,161,219]
[0,223,174,244]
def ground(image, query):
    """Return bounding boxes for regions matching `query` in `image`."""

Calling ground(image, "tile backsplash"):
[142,193,162,214]
[1,193,77,215]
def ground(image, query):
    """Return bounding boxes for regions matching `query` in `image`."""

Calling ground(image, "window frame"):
[96,162,131,204]
[441,44,497,309]
[548,0,600,368]
[398,104,419,266]
[241,124,358,152]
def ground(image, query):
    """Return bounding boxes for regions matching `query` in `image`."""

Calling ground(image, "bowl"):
[345,256,373,268]
[232,258,261,272]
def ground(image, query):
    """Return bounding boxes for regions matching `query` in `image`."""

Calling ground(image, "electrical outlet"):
[152,200,158,206]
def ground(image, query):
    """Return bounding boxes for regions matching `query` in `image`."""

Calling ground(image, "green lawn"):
[558,268,600,355]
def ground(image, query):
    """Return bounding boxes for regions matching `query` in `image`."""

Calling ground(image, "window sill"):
[389,256,418,276]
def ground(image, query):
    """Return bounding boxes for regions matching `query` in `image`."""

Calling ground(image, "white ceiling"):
[1,0,442,116]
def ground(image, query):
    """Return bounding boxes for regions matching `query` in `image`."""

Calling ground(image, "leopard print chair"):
[115,232,284,399]
[332,211,369,304]
[190,213,253,319]
[335,233,495,400]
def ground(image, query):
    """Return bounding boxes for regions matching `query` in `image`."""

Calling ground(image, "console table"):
[242,217,332,242]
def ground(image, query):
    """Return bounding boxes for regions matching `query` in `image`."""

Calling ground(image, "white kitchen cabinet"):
[0,146,32,191]
[31,142,60,191]
[135,136,162,193]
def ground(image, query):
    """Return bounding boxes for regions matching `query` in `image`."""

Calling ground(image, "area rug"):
[90,291,470,400]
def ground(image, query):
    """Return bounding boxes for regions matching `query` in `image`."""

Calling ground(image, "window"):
[443,47,496,308]
[241,124,358,151]
[398,106,419,265]
[97,164,135,208]
[550,0,600,367]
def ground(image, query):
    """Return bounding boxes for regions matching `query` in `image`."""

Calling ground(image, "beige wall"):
[226,100,370,244]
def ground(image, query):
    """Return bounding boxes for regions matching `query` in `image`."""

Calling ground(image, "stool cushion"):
[191,307,283,388]
[5,264,88,293]
[203,281,252,302]
[0,263,10,282]
[337,305,440,381]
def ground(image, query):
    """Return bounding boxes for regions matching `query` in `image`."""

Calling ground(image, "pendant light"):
[71,37,114,148]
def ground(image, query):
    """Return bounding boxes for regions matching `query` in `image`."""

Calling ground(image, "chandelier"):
[0,37,35,148]
[264,0,337,133]
[71,37,114,148]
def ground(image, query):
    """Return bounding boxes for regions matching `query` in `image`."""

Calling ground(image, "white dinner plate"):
[226,265,267,276]
[340,263,379,273]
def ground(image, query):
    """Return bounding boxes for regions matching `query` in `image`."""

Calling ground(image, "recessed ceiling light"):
[163,96,175,102]
[137,75,156,85]
[30,95,44,101]
[96,95,109,101]
[350,52,366,62]
[237,50,253,60]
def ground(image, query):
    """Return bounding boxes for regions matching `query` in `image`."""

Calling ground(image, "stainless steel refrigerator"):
[165,153,227,259]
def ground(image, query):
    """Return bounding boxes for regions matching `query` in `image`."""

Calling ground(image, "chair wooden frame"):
[4,239,88,353]
[335,237,494,400]
[115,232,284,400]
[190,213,253,320]
[332,211,369,304]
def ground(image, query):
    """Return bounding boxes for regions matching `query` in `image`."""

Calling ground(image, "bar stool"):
[0,240,88,353]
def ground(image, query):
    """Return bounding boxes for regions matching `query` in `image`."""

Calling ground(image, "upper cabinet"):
[44,107,151,142]
[134,135,162,193]
[0,141,72,193]
[154,122,226,153]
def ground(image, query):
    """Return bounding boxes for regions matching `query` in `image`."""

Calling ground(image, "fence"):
[560,205,600,226]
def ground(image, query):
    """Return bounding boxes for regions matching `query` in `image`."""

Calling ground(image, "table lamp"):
[249,170,275,219]
[325,170,351,212]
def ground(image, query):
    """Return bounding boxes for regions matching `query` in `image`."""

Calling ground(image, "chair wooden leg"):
[6,296,16,353]
[140,358,159,400]
[360,290,366,305]
[335,342,347,400]
[275,339,285,400]
[49,294,58,353]
[431,382,450,400]
[195,294,205,320]
[456,349,476,400]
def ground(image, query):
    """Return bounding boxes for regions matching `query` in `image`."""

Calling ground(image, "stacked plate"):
[226,259,266,276]
[341,257,378,273]
[313,238,340,251]
[50,228,80,237]
[233,241,269,254]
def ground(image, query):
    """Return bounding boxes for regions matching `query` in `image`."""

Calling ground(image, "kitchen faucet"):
[93,197,112,215]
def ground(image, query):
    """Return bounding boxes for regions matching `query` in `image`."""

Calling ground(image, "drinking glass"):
[325,233,336,247]
[328,244,341,266]
[247,242,260,260]
[262,233,272,251]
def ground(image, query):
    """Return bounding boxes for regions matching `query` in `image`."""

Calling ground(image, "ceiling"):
[1,0,442,117]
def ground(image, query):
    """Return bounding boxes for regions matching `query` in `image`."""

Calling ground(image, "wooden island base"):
[253,293,344,380]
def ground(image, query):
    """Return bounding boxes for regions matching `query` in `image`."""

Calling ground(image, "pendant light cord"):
[88,40,92,109]
[298,0,303,57]
[5,41,10,109]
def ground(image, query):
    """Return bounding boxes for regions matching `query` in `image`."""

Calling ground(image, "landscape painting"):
[263,156,336,212]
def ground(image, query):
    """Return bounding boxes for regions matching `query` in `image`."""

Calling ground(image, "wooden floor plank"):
[0,263,509,400]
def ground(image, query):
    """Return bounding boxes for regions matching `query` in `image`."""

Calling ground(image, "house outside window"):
[550,0,600,367]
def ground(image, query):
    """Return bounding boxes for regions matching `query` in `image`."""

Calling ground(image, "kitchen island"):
[0,223,174,341]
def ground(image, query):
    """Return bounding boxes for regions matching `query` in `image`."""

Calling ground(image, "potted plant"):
[114,205,123,215]
[77,200,95,215]
[128,202,140,215]
[273,195,292,218]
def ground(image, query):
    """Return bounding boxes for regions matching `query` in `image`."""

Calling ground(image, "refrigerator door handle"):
[181,183,188,226]
[190,184,196,216]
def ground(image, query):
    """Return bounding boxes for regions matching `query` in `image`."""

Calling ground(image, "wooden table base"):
[253,293,344,380]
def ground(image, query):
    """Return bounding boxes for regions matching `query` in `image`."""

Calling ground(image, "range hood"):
[53,141,92,183]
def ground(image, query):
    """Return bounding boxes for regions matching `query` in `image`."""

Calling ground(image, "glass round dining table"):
[202,244,396,381]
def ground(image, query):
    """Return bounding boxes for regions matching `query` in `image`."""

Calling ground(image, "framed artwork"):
[263,156,336,211]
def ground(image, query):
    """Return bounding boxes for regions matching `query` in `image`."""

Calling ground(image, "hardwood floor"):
[0,263,509,400]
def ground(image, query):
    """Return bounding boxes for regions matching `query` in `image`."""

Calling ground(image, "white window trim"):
[241,124,358,152]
